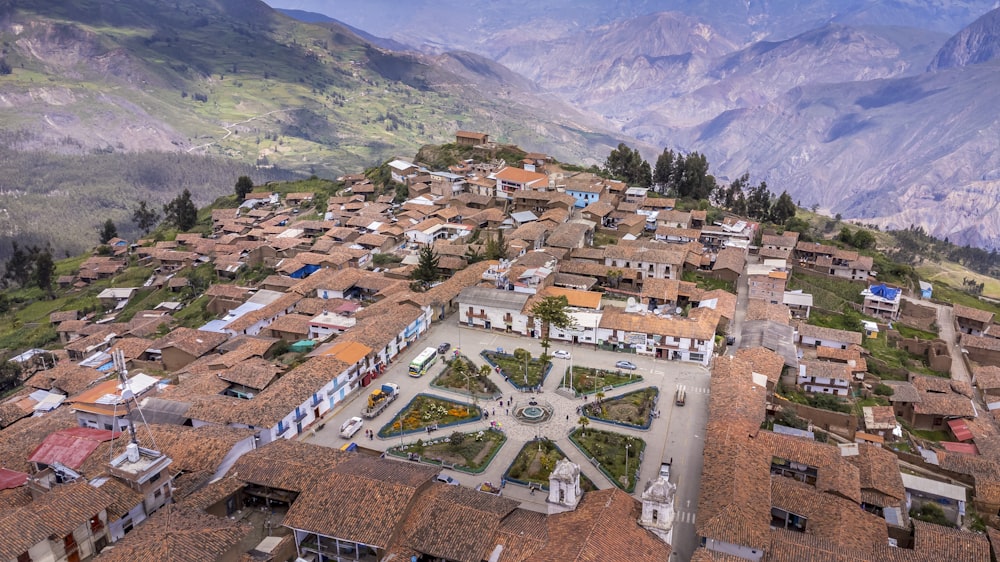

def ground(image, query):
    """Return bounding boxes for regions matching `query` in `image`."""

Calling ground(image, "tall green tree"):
[132,201,161,234]
[163,189,198,231]
[3,242,33,288]
[529,295,575,355]
[769,191,797,224]
[484,229,509,260]
[676,152,716,200]
[604,143,650,186]
[32,245,55,297]
[653,148,675,189]
[234,175,254,201]
[410,246,440,288]
[745,181,773,220]
[99,219,118,244]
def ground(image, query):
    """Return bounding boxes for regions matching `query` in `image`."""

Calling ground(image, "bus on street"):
[409,346,438,377]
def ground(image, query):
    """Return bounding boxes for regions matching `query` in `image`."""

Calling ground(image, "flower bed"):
[377,394,480,438]
[582,387,659,430]
[562,366,644,396]
[503,439,598,492]
[386,428,506,473]
[480,350,551,390]
[569,427,645,492]
[432,354,502,399]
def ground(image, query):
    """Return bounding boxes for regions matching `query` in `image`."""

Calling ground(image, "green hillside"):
[0,0,623,259]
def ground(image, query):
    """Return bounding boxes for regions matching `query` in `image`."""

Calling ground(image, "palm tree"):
[578,416,590,436]
[595,391,606,416]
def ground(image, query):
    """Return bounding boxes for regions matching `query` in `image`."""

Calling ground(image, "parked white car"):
[553,350,572,359]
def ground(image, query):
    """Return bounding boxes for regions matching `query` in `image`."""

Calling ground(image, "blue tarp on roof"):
[868,284,900,300]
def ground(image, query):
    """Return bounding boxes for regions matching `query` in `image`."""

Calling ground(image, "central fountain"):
[513,399,554,424]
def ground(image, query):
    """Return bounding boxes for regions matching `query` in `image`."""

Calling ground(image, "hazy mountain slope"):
[275,8,412,51]
[0,0,632,258]
[264,0,996,52]
[678,64,1000,248]
[930,7,1000,69]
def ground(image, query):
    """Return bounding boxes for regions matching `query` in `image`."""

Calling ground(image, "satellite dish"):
[626,297,637,308]
[675,307,682,315]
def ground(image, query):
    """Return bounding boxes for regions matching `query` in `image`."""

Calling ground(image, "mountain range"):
[0,0,632,259]
[3,0,1000,254]
[272,0,1000,249]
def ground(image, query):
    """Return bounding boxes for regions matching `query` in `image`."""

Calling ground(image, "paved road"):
[901,295,970,384]
[302,318,711,559]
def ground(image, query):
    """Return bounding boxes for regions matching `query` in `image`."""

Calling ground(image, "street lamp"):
[624,439,633,489]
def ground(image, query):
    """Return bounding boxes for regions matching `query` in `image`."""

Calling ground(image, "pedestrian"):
[506,408,509,415]
[566,414,569,421]
[492,408,496,416]
[484,411,489,420]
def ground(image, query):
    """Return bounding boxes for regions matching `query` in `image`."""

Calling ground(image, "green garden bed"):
[432,355,501,399]
[562,366,643,396]
[481,349,551,390]
[503,439,597,491]
[582,387,659,429]
[386,428,506,473]
[378,394,480,438]
[570,427,646,492]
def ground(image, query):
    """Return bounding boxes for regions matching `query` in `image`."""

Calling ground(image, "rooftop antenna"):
[109,349,159,456]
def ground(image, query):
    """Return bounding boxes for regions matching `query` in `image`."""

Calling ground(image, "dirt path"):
[186,107,307,153]
[901,295,970,384]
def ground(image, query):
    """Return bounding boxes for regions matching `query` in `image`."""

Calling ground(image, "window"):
[149,471,161,483]
[154,489,162,498]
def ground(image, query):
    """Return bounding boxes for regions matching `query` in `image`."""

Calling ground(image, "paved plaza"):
[304,320,710,560]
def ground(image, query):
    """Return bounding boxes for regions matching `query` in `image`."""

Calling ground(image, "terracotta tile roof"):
[800,359,853,383]
[697,423,771,552]
[770,476,887,551]
[765,528,871,562]
[640,277,681,302]
[177,474,246,511]
[388,483,521,562]
[92,504,251,562]
[92,476,144,519]
[265,313,312,335]
[797,323,863,345]
[974,365,1000,390]
[874,519,990,562]
[24,362,105,395]
[0,480,115,560]
[758,431,862,503]
[337,303,424,352]
[746,299,791,324]
[847,443,905,504]
[282,455,438,548]
[217,357,284,390]
[204,283,252,299]
[911,389,976,417]
[883,381,921,403]
[495,166,548,186]
[690,548,748,561]
[954,303,995,324]
[49,310,79,324]
[735,347,785,386]
[713,247,745,273]
[490,508,548,562]
[863,406,897,431]
[581,200,615,217]
[160,327,229,357]
[108,336,153,360]
[604,243,687,265]
[226,355,350,428]
[599,305,719,341]
[531,488,672,561]
[224,292,301,333]
[816,345,868,372]
[961,332,1000,351]
[761,232,800,248]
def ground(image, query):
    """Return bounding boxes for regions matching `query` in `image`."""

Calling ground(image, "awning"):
[947,419,974,442]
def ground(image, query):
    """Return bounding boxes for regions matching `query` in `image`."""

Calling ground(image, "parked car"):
[438,342,452,355]
[615,360,637,370]
[553,350,571,359]
[675,388,686,406]
[726,335,736,346]
[435,473,459,486]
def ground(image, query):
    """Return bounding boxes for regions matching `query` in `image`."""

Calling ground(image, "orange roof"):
[494,167,548,186]
[541,286,602,309]
[320,340,372,365]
